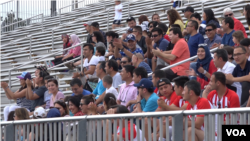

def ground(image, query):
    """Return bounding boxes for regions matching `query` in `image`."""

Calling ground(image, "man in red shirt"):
[152,27,190,81]
[183,80,211,141]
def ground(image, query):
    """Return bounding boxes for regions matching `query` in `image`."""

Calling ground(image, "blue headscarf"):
[195,45,212,81]
[46,108,61,118]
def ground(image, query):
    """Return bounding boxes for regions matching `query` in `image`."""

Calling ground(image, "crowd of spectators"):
[1,1,250,141]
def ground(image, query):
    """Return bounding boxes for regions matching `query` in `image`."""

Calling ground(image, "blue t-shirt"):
[138,61,152,74]
[188,33,204,57]
[71,89,91,96]
[221,30,235,46]
[120,47,144,58]
[153,37,169,51]
[140,93,159,112]
[92,80,106,99]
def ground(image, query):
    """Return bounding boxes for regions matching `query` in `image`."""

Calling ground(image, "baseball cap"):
[91,22,99,28]
[17,72,31,80]
[83,21,93,26]
[33,107,47,119]
[182,6,194,13]
[134,78,154,89]
[125,34,136,42]
[46,108,61,118]
[157,78,171,88]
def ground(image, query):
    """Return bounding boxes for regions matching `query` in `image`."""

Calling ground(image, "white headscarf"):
[70,34,81,46]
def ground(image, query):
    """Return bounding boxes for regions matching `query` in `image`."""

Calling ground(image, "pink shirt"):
[69,45,81,58]
[117,81,137,108]
[49,91,65,108]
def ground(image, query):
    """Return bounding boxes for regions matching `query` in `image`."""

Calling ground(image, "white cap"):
[33,107,47,118]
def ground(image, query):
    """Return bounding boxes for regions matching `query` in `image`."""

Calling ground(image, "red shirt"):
[158,91,178,108]
[74,111,85,116]
[196,60,217,89]
[172,96,187,108]
[117,121,141,141]
[186,97,211,131]
[164,34,170,42]
[233,17,248,38]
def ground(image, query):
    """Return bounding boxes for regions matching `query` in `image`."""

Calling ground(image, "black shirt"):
[137,36,147,54]
[232,60,250,78]
[166,42,175,51]
[86,33,93,44]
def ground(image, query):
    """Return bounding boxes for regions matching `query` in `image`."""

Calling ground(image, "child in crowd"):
[102,75,119,98]
[96,46,106,61]
[43,75,54,109]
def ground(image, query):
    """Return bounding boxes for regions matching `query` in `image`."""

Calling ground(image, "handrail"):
[0,0,13,5]
[148,47,218,77]
[8,42,85,88]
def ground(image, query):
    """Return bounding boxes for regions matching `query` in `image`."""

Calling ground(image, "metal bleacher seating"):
[1,0,249,119]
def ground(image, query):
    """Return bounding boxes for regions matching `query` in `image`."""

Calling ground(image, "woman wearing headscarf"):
[53,34,81,66]
[188,45,217,89]
[52,34,72,66]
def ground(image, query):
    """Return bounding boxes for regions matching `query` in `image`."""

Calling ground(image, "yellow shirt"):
[166,19,185,35]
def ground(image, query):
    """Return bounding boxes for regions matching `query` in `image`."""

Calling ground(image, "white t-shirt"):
[114,4,123,20]
[112,72,123,89]
[98,56,105,62]
[83,55,100,76]
[106,86,119,98]
[217,61,242,102]
[248,56,250,61]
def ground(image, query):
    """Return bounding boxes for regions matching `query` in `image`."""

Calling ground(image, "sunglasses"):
[224,13,233,17]
[120,61,127,64]
[151,34,158,38]
[205,29,213,32]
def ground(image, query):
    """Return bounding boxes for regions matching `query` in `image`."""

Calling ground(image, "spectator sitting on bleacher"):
[166,9,184,34]
[133,26,147,54]
[205,23,222,49]
[52,34,72,66]
[106,42,116,61]
[132,53,152,73]
[226,46,250,107]
[139,15,149,35]
[103,75,119,98]
[72,44,99,84]
[218,8,247,38]
[213,49,242,99]
[182,7,194,29]
[114,34,143,59]
[69,95,84,116]
[203,9,220,28]
[105,60,123,90]
[121,17,136,46]
[1,72,32,121]
[186,20,205,57]
[157,22,170,42]
[190,13,206,36]
[240,38,250,61]
[112,0,123,29]
[117,65,137,108]
[103,93,117,113]
[83,21,93,44]
[80,94,97,115]
[152,69,166,96]
[106,31,119,43]
[223,46,235,64]
[152,27,190,81]
[43,75,54,109]
[148,21,158,32]
[26,68,49,112]
[70,78,91,96]
[93,61,106,102]
[133,78,159,113]
[148,27,169,65]
[14,108,30,121]
[152,13,160,23]
[219,17,235,47]
[232,30,244,47]
[91,22,107,47]
[47,79,64,108]
[92,31,106,50]
[120,56,132,69]
[243,4,250,31]
[54,100,69,117]
[188,45,217,90]
[95,46,106,61]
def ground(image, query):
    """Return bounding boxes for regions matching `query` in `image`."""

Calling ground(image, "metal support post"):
[128,1,130,18]
[29,36,32,60]
[5,124,15,141]
[77,119,87,141]
[42,14,44,31]
[172,113,183,141]
[59,9,61,24]
[52,30,54,50]
[107,9,109,32]
[80,44,83,72]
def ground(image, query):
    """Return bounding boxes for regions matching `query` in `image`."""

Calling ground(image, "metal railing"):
[148,47,218,77]
[1,13,44,33]
[7,42,85,88]
[1,108,250,141]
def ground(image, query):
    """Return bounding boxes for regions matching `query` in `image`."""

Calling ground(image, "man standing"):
[133,26,147,54]
[91,22,107,46]
[213,49,242,100]
[117,65,137,107]
[205,24,222,49]
[226,46,250,106]
[132,53,152,73]
[133,78,159,113]
[182,7,194,28]
[152,27,190,81]
[186,20,204,57]
[83,21,93,44]
[112,0,123,29]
